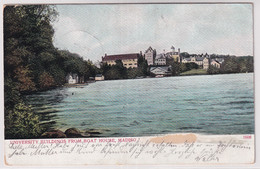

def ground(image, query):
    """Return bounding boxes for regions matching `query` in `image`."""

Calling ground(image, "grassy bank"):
[180,69,207,76]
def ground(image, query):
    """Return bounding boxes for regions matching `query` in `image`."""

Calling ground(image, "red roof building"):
[102,53,140,68]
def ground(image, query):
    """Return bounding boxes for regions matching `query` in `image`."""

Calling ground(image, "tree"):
[101,60,128,80]
[185,62,199,71]
[38,71,55,90]
[14,66,36,92]
[105,69,122,80]
[171,61,181,76]
[48,64,66,86]
[180,63,187,72]
[4,5,59,139]
[246,56,254,72]
[180,52,190,59]
[4,5,58,93]
[207,65,220,74]
[4,77,21,110]
[237,56,254,73]
[84,60,97,80]
[101,62,112,79]
[114,60,127,79]
[127,68,138,79]
[220,57,240,73]
[5,103,42,139]
[137,56,148,76]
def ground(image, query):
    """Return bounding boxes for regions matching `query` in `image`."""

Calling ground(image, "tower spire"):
[171,46,175,53]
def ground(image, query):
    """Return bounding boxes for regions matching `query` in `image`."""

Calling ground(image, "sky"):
[52,4,253,62]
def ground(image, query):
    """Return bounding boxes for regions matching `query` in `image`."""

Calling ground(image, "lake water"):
[24,73,254,137]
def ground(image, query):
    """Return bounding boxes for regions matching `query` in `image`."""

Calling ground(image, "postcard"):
[2,1,257,167]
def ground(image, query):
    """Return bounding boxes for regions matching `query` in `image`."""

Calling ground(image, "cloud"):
[53,15,107,60]
[110,5,145,29]
[201,34,253,56]
[53,16,83,49]
[52,4,253,62]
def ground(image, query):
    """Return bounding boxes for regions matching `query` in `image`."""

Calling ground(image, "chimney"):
[140,51,142,56]
[178,48,180,54]
[105,53,107,57]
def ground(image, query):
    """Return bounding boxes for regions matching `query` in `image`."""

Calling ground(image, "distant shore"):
[62,71,254,86]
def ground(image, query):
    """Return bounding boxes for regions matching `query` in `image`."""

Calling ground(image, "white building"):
[190,57,204,66]
[150,66,171,76]
[203,58,210,69]
[66,73,79,84]
[95,74,105,81]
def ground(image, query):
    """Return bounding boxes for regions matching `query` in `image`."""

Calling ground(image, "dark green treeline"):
[4,5,96,139]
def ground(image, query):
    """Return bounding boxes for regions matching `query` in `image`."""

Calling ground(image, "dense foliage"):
[207,56,254,74]
[4,5,96,139]
[220,56,254,73]
[5,103,42,139]
[171,56,253,76]
[207,65,220,74]
[171,62,199,76]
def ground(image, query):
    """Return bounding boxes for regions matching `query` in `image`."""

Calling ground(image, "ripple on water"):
[24,73,254,136]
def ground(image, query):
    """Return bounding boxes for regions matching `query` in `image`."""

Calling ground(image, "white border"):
[0,0,259,168]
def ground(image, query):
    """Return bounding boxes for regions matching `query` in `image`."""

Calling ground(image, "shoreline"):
[23,72,254,93]
[87,71,254,83]
[63,83,89,88]
[36,126,256,139]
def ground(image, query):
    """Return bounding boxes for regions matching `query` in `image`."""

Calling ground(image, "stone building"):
[155,54,166,65]
[144,46,156,65]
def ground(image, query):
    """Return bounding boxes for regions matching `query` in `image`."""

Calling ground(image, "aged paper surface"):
[4,134,254,165]
[2,1,256,167]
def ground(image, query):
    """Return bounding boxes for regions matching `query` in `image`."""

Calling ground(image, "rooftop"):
[102,53,140,61]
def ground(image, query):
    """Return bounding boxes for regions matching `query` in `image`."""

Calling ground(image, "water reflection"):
[23,87,69,130]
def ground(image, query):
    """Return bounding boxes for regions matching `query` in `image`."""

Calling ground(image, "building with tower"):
[203,57,210,69]
[144,46,156,65]
[165,46,181,63]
